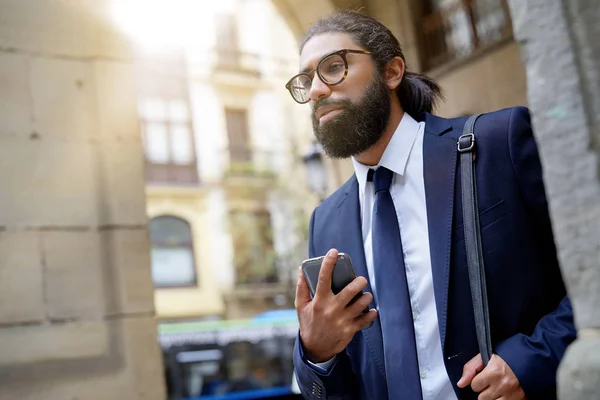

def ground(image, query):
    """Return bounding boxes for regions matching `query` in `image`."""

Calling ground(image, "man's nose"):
[308,74,331,103]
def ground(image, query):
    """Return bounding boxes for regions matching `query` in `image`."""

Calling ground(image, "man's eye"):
[327,63,344,73]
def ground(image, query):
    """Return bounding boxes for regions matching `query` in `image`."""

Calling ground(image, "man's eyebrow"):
[299,48,340,74]
[299,52,328,74]
[299,62,315,75]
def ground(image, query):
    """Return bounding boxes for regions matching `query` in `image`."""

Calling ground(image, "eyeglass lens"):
[290,54,346,103]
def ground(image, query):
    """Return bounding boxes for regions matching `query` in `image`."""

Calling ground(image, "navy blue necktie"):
[369,167,422,400]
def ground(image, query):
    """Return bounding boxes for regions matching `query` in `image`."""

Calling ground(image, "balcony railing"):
[421,0,513,71]
[210,48,297,80]
[214,48,262,76]
[223,146,281,179]
[146,161,199,185]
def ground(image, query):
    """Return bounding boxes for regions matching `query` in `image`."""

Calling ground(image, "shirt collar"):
[352,112,421,196]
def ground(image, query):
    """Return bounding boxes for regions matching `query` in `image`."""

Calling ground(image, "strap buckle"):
[458,133,476,152]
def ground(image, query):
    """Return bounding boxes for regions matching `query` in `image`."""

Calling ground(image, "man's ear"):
[384,56,405,90]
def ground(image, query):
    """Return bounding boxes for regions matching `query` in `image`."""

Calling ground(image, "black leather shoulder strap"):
[458,114,493,365]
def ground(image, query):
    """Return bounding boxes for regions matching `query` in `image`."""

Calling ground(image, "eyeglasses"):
[285,49,374,104]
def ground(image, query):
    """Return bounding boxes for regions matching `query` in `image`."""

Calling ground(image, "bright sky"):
[110,0,237,52]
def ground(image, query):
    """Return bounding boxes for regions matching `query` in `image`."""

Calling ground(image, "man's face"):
[299,33,391,158]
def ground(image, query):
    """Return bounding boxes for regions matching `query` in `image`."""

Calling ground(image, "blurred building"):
[114,0,317,321]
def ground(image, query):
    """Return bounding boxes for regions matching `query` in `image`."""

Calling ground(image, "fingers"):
[472,355,523,398]
[336,275,369,306]
[345,291,373,317]
[476,386,501,400]
[470,358,497,393]
[314,249,337,299]
[295,266,312,308]
[471,357,495,393]
[353,308,378,330]
[457,353,484,388]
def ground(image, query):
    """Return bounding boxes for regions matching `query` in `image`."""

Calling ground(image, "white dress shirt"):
[311,113,457,400]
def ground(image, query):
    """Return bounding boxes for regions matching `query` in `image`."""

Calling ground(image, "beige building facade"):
[119,0,317,321]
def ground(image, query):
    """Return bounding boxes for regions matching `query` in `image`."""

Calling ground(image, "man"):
[287,11,576,400]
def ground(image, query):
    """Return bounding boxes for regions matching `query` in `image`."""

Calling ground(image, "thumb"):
[457,353,484,388]
[294,266,311,309]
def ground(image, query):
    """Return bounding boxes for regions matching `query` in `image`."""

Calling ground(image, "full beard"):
[312,74,391,159]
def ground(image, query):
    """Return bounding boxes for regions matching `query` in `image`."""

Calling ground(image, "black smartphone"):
[301,253,373,329]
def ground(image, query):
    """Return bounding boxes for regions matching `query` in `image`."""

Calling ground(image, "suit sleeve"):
[293,208,360,400]
[494,106,577,398]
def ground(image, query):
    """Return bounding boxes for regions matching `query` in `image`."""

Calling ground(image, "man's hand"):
[295,248,377,363]
[457,353,526,400]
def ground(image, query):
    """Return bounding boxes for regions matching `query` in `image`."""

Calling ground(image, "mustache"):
[312,99,352,116]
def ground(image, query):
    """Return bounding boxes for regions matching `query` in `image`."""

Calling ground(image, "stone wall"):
[507,0,600,399]
[0,1,166,398]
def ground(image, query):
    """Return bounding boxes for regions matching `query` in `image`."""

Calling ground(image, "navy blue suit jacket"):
[293,107,576,400]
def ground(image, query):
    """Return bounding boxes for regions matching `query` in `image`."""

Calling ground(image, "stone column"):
[507,1,600,399]
[0,1,166,399]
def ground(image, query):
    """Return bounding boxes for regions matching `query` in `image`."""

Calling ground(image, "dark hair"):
[301,11,442,118]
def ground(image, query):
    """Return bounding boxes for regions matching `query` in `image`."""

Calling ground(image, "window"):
[215,13,239,69]
[149,216,197,287]
[229,210,277,285]
[225,109,251,163]
[420,0,512,71]
[135,53,198,184]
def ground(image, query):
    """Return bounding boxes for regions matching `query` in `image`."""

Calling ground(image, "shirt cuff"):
[297,334,338,374]
[306,356,337,374]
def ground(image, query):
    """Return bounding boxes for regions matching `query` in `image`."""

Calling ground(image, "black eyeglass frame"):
[285,49,374,104]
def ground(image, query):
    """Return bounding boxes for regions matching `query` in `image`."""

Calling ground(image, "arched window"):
[149,216,196,287]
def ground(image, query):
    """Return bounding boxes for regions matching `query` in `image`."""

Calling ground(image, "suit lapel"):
[336,178,372,294]
[422,113,456,351]
[336,177,386,378]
